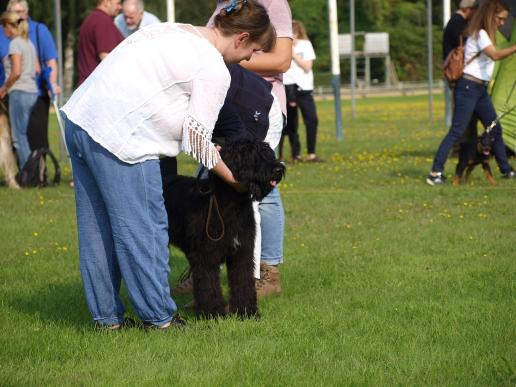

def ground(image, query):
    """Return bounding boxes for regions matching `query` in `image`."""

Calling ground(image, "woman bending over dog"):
[61,0,275,330]
[427,0,516,185]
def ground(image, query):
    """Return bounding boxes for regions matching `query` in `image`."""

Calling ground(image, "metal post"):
[328,0,343,140]
[350,0,356,119]
[54,0,66,161]
[365,56,370,88]
[167,0,175,22]
[427,0,433,122]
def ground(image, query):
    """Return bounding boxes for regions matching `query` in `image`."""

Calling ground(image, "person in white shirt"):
[61,0,275,331]
[427,0,516,185]
[114,0,160,38]
[281,19,322,163]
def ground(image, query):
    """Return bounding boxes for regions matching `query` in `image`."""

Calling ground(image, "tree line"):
[5,0,461,90]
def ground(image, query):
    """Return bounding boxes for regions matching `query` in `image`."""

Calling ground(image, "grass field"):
[0,95,514,386]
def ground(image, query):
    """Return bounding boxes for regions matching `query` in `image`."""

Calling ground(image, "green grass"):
[0,95,515,386]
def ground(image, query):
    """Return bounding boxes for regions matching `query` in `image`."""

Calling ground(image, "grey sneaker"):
[426,173,446,186]
[501,170,515,179]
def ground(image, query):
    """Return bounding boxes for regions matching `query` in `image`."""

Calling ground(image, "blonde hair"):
[292,20,308,40]
[1,11,29,39]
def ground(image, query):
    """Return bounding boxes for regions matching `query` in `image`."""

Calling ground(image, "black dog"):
[162,139,285,319]
[453,131,496,186]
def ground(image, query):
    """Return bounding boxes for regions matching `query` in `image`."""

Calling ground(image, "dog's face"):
[220,139,286,201]
[478,132,495,156]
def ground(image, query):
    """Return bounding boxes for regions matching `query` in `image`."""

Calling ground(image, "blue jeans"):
[9,90,37,168]
[259,186,284,266]
[432,77,512,174]
[64,117,176,326]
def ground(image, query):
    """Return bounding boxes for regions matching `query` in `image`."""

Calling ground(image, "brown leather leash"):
[196,168,225,242]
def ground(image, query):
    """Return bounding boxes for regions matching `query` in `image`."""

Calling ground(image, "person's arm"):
[240,37,292,76]
[211,158,246,192]
[98,52,109,60]
[292,51,313,73]
[0,54,21,98]
[46,58,60,95]
[482,44,516,61]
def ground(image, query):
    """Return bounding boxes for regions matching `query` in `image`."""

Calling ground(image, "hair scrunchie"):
[220,0,248,16]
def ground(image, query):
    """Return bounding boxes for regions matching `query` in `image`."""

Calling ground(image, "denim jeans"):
[64,116,176,326]
[432,77,512,174]
[9,90,38,168]
[259,186,284,266]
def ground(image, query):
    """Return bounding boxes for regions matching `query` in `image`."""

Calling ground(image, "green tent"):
[491,10,516,152]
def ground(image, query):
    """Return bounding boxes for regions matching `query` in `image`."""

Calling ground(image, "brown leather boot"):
[255,262,282,299]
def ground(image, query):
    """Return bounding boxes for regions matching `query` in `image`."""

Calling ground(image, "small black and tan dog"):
[453,130,496,186]
[162,138,285,319]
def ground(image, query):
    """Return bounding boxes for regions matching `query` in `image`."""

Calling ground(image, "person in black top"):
[442,0,478,143]
[443,0,478,60]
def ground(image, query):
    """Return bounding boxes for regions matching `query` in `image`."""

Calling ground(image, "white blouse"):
[463,29,495,82]
[62,23,230,169]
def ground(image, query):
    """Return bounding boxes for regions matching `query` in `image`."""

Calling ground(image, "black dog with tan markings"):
[162,139,285,319]
[453,131,496,186]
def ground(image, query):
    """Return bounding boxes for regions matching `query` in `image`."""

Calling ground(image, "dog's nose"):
[272,166,285,181]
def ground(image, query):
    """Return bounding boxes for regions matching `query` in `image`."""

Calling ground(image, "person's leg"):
[8,91,37,168]
[474,89,513,174]
[64,117,125,326]
[27,95,50,151]
[444,80,453,127]
[431,79,481,174]
[297,91,319,157]
[286,103,301,160]
[66,118,177,326]
[256,186,284,297]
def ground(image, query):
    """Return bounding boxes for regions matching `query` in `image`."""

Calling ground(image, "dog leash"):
[485,104,516,133]
[206,194,225,242]
[196,167,225,241]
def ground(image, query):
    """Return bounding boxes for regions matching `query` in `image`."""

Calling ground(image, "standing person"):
[0,11,38,170]
[281,20,322,163]
[61,0,275,330]
[208,0,292,298]
[442,0,478,133]
[427,0,516,185]
[78,0,123,85]
[115,0,160,39]
[2,0,59,154]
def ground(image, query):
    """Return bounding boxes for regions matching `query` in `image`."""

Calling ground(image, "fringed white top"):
[62,23,230,169]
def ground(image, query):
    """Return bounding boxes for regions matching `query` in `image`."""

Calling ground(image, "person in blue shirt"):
[1,0,59,152]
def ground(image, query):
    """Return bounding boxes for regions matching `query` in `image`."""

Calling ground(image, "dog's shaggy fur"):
[0,101,19,189]
[453,131,496,186]
[163,139,285,318]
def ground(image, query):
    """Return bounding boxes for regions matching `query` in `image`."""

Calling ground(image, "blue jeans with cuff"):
[64,116,176,327]
[259,185,284,266]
